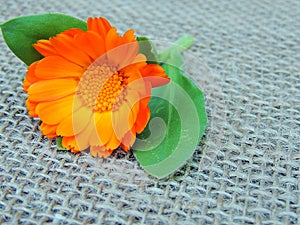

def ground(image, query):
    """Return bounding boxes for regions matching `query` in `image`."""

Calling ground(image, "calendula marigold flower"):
[23,17,169,157]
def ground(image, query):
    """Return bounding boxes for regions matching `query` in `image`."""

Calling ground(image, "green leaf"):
[56,136,68,151]
[137,36,159,64]
[1,13,86,65]
[134,96,181,166]
[134,45,207,179]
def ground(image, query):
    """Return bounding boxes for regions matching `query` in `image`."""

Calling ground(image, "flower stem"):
[173,34,195,52]
[158,34,194,68]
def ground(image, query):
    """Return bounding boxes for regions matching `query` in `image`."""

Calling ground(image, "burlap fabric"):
[0,0,299,224]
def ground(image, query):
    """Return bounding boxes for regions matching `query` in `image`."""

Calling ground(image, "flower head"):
[24,17,169,157]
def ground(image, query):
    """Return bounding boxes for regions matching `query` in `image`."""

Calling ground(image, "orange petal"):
[132,54,147,64]
[74,31,106,61]
[118,82,151,134]
[96,25,138,69]
[36,95,81,125]
[105,28,121,52]
[57,106,92,136]
[90,145,113,158]
[26,99,38,117]
[89,111,113,146]
[138,80,152,99]
[123,29,136,42]
[135,99,151,133]
[122,61,146,74]
[62,136,81,153]
[33,40,57,57]
[105,28,137,52]
[23,79,32,92]
[61,28,84,37]
[27,78,78,102]
[123,68,143,86]
[139,95,151,108]
[33,28,84,57]
[23,62,39,91]
[35,56,84,79]
[140,64,170,87]
[110,41,139,70]
[104,131,121,150]
[50,33,92,67]
[87,17,112,39]
[112,102,134,140]
[121,128,136,151]
[124,90,140,124]
[25,62,39,83]
[130,101,139,126]
[124,89,140,108]
[73,119,94,150]
[125,76,151,99]
[40,122,57,138]
[106,36,138,67]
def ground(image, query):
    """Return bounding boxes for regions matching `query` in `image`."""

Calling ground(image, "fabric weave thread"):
[0,0,299,224]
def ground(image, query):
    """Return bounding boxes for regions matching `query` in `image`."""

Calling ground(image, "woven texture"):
[1,0,299,224]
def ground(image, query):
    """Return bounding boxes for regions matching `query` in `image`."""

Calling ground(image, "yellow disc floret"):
[77,63,128,112]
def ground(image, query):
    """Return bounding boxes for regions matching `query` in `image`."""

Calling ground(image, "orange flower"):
[23,17,169,157]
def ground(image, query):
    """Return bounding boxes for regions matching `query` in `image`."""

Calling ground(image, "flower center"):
[77,64,128,113]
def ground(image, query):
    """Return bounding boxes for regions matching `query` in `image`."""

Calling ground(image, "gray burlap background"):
[1,0,299,224]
